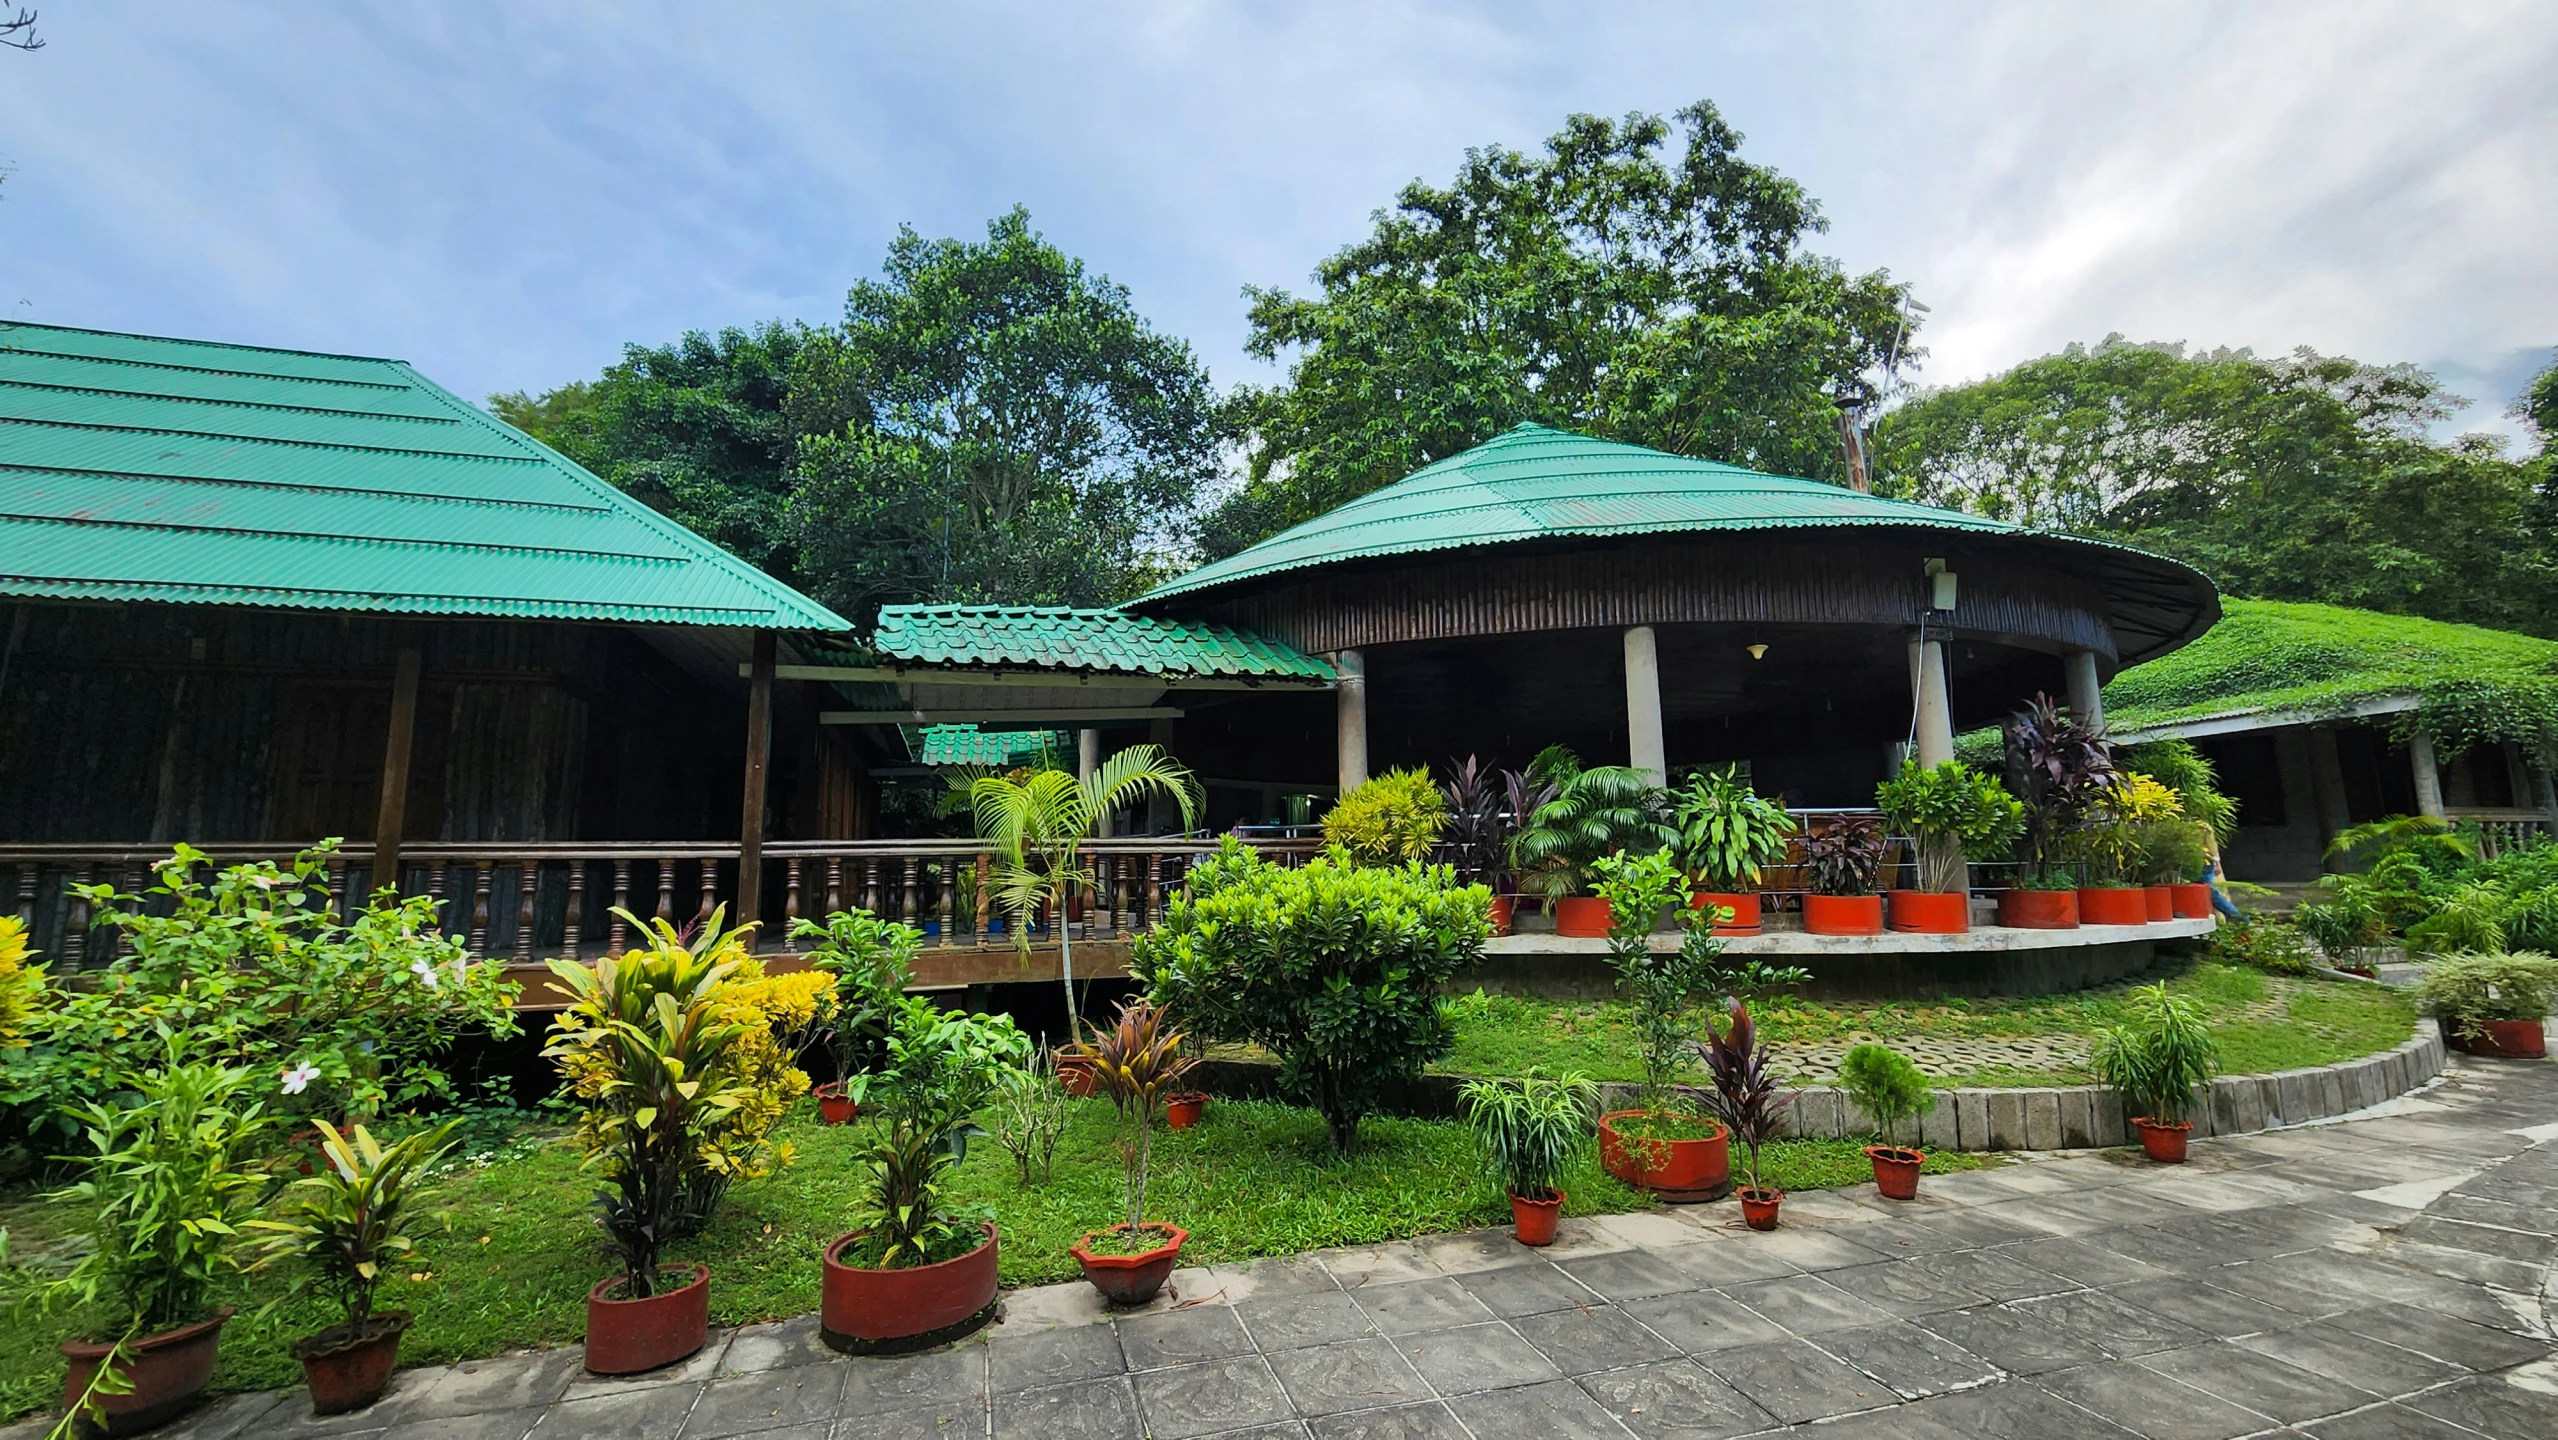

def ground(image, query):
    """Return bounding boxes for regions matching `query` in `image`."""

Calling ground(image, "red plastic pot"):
[1071,1223,1188,1305]
[1737,1186,1784,1231]
[1865,1145,1923,1201]
[584,1263,710,1376]
[2078,886,2150,926]
[293,1310,410,1416]
[1803,893,1884,935]
[2170,883,2214,919]
[1887,890,1968,934]
[1058,1057,1099,1098]
[1165,1093,1206,1130]
[814,1082,859,1125]
[1998,888,2079,929]
[1552,896,1611,938]
[1691,891,1762,936]
[822,1223,1000,1347]
[2453,1019,2549,1059]
[1509,1188,1563,1246]
[2143,886,2175,922]
[60,1307,232,1437]
[2133,1117,2192,1164]
[1487,896,1514,937]
[1598,1112,1732,1201]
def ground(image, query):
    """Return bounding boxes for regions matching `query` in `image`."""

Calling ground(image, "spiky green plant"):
[2092,982,2217,1125]
[1459,1071,1599,1203]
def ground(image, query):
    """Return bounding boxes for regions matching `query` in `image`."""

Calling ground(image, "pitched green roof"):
[911,724,1067,768]
[0,322,850,629]
[871,604,1333,680]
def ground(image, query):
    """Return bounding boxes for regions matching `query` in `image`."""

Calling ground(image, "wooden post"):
[371,629,424,898]
[736,630,776,930]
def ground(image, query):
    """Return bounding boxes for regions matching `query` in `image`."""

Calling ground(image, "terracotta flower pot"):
[2452,1019,2549,1059]
[584,1263,710,1376]
[293,1310,410,1416]
[1598,1112,1732,1202]
[1997,887,2077,929]
[1508,1187,1564,1246]
[1737,1186,1784,1231]
[1691,891,1762,936]
[1803,893,1884,935]
[2078,886,2150,926]
[1058,1056,1100,1098]
[2132,1117,2192,1164]
[1552,896,1611,938]
[822,1223,1000,1348]
[1887,890,1968,934]
[2143,886,2175,922]
[1164,1093,1206,1130]
[59,1307,232,1437]
[1865,1145,1923,1201]
[814,1082,859,1125]
[1071,1223,1188,1306]
[1487,896,1514,936]
[2170,883,2214,919]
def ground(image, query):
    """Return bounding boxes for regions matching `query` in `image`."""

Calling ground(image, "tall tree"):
[1206,101,1914,557]
[788,208,1221,625]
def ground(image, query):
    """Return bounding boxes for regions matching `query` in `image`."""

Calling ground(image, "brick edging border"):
[1729,1018,2448,1152]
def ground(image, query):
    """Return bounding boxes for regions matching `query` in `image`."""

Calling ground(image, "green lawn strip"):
[0,1097,1980,1415]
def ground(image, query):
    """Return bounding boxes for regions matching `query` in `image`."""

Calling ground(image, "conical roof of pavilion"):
[1140,422,2218,664]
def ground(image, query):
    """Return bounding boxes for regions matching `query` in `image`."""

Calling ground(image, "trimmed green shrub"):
[2413,952,2558,1043]
[1323,768,1449,865]
[1836,1043,1932,1149]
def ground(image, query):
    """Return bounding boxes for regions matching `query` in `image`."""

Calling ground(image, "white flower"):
[411,957,441,989]
[280,1063,321,1096]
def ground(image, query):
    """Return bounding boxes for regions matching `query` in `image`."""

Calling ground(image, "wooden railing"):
[0,835,1325,971]
[2446,808,2558,861]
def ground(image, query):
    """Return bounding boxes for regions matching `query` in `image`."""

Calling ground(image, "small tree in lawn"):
[2094,982,2217,1159]
[1837,1043,1933,1196]
[1588,848,1717,1118]
[1067,999,1196,1247]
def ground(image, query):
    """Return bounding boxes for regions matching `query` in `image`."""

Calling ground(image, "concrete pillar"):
[2306,726,2353,866]
[1914,639,1955,767]
[2063,648,2104,731]
[1623,625,1666,785]
[2503,742,2532,811]
[1334,649,1368,795]
[1078,728,1111,837]
[2408,730,2446,819]
[2535,748,2558,815]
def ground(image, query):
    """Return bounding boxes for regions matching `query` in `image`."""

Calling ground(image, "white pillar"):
[1077,728,1112,837]
[2409,731,2446,819]
[1915,639,1955,767]
[1334,649,1368,795]
[2064,648,2104,730]
[1623,625,1666,785]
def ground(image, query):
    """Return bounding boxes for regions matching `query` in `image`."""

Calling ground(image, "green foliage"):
[1133,840,1487,1152]
[248,1119,462,1334]
[1669,767,1797,890]
[1589,850,1720,1115]
[2092,983,2218,1124]
[1800,815,1888,897]
[1509,749,1673,901]
[0,917,44,1052]
[1323,768,1449,866]
[793,907,922,1079]
[2209,918,2319,977]
[1206,101,1913,555]
[1,845,520,1138]
[1458,1072,1599,1203]
[2294,892,2386,961]
[852,996,1032,1269]
[1875,760,2024,891]
[987,1044,1070,1187]
[2131,819,2213,886]
[1835,1044,1932,1148]
[2116,740,2240,841]
[2405,882,2511,956]
[2413,952,2558,1041]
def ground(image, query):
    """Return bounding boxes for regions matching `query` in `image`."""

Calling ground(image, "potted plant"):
[1588,849,1731,1200]
[542,910,760,1375]
[1800,815,1888,935]
[250,1119,463,1415]
[2133,815,2213,923]
[1459,1071,1599,1246]
[1836,1043,1931,1200]
[2000,694,2115,928]
[1699,998,1795,1230]
[1442,755,1525,934]
[43,1057,271,1438]
[1065,999,1197,1304]
[821,995,1029,1348]
[2093,982,2218,1163]
[1670,767,1796,935]
[796,907,924,1125]
[2415,953,2557,1059]
[2119,739,2240,920]
[2077,773,2178,925]
[1511,746,1673,937]
[1875,760,2022,934]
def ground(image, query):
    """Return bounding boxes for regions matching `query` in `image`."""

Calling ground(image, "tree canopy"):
[1202,101,1915,558]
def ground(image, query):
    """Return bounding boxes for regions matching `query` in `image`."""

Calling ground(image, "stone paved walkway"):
[68,1046,2558,1440]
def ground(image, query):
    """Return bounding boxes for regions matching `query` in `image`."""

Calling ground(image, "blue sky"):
[2,2,2551,442]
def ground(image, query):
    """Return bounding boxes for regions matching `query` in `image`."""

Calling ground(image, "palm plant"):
[1065,998,1196,1236]
[1458,1071,1599,1203]
[1510,748,1673,901]
[971,744,1199,1020]
[250,1118,464,1338]
[2092,982,2217,1126]
[1698,998,1794,1196]
[1670,767,1797,891]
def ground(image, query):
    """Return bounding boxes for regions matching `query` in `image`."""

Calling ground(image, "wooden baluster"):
[655,859,674,929]
[326,858,347,922]
[698,857,718,930]
[469,861,492,954]
[976,852,993,936]
[566,860,587,959]
[825,857,842,917]
[428,862,449,937]
[610,860,631,957]
[938,856,956,946]
[69,863,96,970]
[1145,853,1163,933]
[900,858,918,927]
[514,861,537,963]
[785,859,803,934]
[14,863,33,929]
[863,859,881,918]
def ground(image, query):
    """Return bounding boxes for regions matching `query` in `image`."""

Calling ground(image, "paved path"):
[97,1050,2558,1440]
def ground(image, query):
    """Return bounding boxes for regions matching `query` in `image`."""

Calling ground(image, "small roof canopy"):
[869,605,1332,682]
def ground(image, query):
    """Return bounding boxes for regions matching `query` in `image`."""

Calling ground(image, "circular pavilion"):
[1136,423,2220,805]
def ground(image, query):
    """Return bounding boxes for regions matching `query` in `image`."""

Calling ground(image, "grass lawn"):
[1439,961,2419,1088]
[0,1095,1983,1417]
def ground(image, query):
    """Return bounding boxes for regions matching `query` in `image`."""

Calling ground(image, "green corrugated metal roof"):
[913,724,1067,767]
[872,604,1333,680]
[0,322,851,629]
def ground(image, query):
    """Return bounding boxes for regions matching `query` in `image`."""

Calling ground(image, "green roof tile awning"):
[912,724,1068,768]
[871,604,1333,681]
[0,322,851,629]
